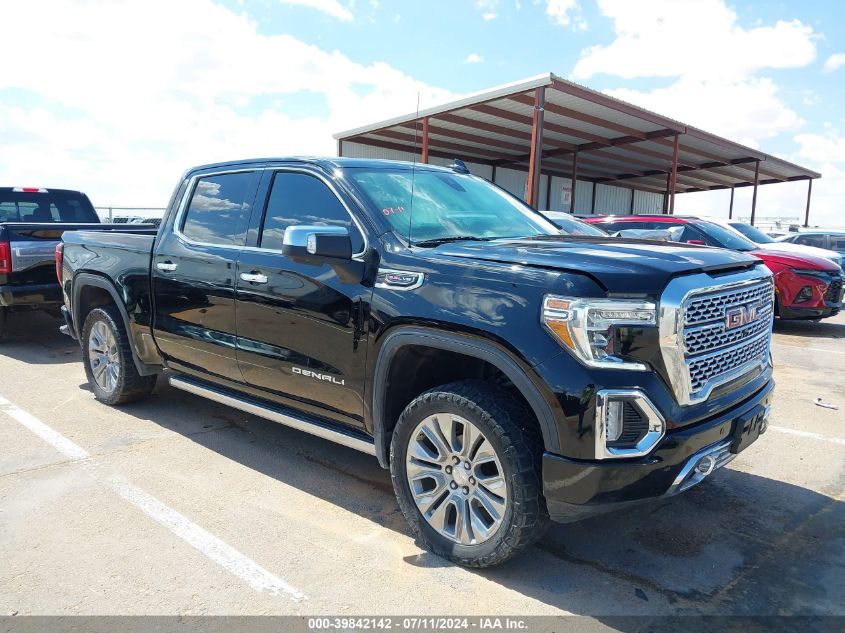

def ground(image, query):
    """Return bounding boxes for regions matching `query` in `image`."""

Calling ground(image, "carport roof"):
[334,73,820,196]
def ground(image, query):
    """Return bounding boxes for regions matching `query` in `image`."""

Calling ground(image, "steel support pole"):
[590,182,597,214]
[491,164,497,184]
[750,160,760,226]
[545,174,552,210]
[337,139,343,157]
[668,134,680,214]
[728,187,734,219]
[570,150,578,213]
[804,179,813,227]
[421,117,429,164]
[629,189,635,213]
[526,87,546,207]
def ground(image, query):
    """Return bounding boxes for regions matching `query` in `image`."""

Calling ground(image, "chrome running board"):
[169,375,377,456]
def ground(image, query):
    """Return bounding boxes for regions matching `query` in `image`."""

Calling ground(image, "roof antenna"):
[408,91,420,246]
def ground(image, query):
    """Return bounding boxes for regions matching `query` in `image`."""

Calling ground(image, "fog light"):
[795,286,813,303]
[695,455,717,477]
[595,390,665,459]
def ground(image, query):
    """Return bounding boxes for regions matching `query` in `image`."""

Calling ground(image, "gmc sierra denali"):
[59,158,775,567]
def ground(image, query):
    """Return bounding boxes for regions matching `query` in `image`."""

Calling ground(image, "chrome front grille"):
[688,331,770,392]
[684,300,773,355]
[659,269,775,406]
[684,281,774,327]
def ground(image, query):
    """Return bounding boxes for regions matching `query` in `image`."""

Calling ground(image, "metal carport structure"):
[335,73,821,226]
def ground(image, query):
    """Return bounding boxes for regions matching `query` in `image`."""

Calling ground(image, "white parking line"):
[0,394,304,601]
[0,396,90,461]
[768,425,845,447]
[775,345,845,356]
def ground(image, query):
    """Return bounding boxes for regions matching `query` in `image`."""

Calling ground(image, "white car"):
[688,216,842,268]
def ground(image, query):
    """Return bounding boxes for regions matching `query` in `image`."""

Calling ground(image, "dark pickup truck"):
[0,187,151,339]
[59,158,775,567]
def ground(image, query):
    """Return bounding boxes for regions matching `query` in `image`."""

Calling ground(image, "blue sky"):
[1,0,843,225]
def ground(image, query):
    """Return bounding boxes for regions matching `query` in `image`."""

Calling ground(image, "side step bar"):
[169,375,377,456]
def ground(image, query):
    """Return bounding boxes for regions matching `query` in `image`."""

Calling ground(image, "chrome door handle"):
[240,272,268,284]
[156,262,177,272]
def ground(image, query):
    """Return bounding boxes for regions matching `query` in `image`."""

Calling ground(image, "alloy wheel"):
[405,413,508,546]
[88,321,120,393]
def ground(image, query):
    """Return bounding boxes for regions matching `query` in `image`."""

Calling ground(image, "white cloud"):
[823,53,845,73]
[794,132,845,164]
[464,53,484,64]
[568,0,844,226]
[546,0,586,29]
[0,0,455,207]
[606,77,803,147]
[278,0,353,21]
[573,0,816,82]
[475,0,498,20]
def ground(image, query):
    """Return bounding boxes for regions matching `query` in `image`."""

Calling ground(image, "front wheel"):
[390,380,547,568]
[81,306,157,405]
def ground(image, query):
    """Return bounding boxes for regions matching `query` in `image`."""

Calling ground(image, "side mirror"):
[282,226,352,261]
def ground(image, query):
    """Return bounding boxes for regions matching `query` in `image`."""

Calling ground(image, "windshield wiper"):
[413,236,494,248]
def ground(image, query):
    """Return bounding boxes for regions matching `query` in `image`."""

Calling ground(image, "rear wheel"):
[0,307,6,341]
[82,306,156,405]
[390,380,547,568]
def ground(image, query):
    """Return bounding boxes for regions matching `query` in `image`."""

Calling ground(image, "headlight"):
[541,295,656,370]
[790,269,830,278]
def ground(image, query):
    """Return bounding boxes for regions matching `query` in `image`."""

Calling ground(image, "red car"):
[585,215,844,320]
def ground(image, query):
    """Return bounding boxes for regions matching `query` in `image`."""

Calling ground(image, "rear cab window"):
[0,189,98,223]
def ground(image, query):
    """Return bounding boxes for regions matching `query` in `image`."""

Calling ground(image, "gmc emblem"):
[725,304,758,330]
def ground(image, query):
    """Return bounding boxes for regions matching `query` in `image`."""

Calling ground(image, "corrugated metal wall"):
[340,142,665,216]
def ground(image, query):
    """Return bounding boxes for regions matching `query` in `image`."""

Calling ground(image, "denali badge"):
[291,366,345,386]
[725,304,758,330]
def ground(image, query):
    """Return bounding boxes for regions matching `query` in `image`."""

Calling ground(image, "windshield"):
[0,190,98,223]
[727,221,775,244]
[344,168,560,244]
[696,221,759,251]
[543,212,607,236]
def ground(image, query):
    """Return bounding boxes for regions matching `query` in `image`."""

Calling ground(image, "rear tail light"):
[0,241,10,274]
[55,242,64,282]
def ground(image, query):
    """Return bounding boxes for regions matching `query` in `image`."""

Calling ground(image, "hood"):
[750,248,841,272]
[430,236,760,294]
[754,241,841,265]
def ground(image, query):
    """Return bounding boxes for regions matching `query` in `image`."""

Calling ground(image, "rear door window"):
[795,234,827,248]
[181,172,256,246]
[829,236,845,252]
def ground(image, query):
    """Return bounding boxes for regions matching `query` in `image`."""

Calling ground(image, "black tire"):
[390,380,548,568]
[0,307,6,341]
[81,306,157,405]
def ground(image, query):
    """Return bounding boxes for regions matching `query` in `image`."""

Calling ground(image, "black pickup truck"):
[0,187,150,339]
[59,158,775,567]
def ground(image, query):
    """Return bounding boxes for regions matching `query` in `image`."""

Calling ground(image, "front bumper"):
[0,282,62,308]
[542,377,774,523]
[779,305,840,320]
